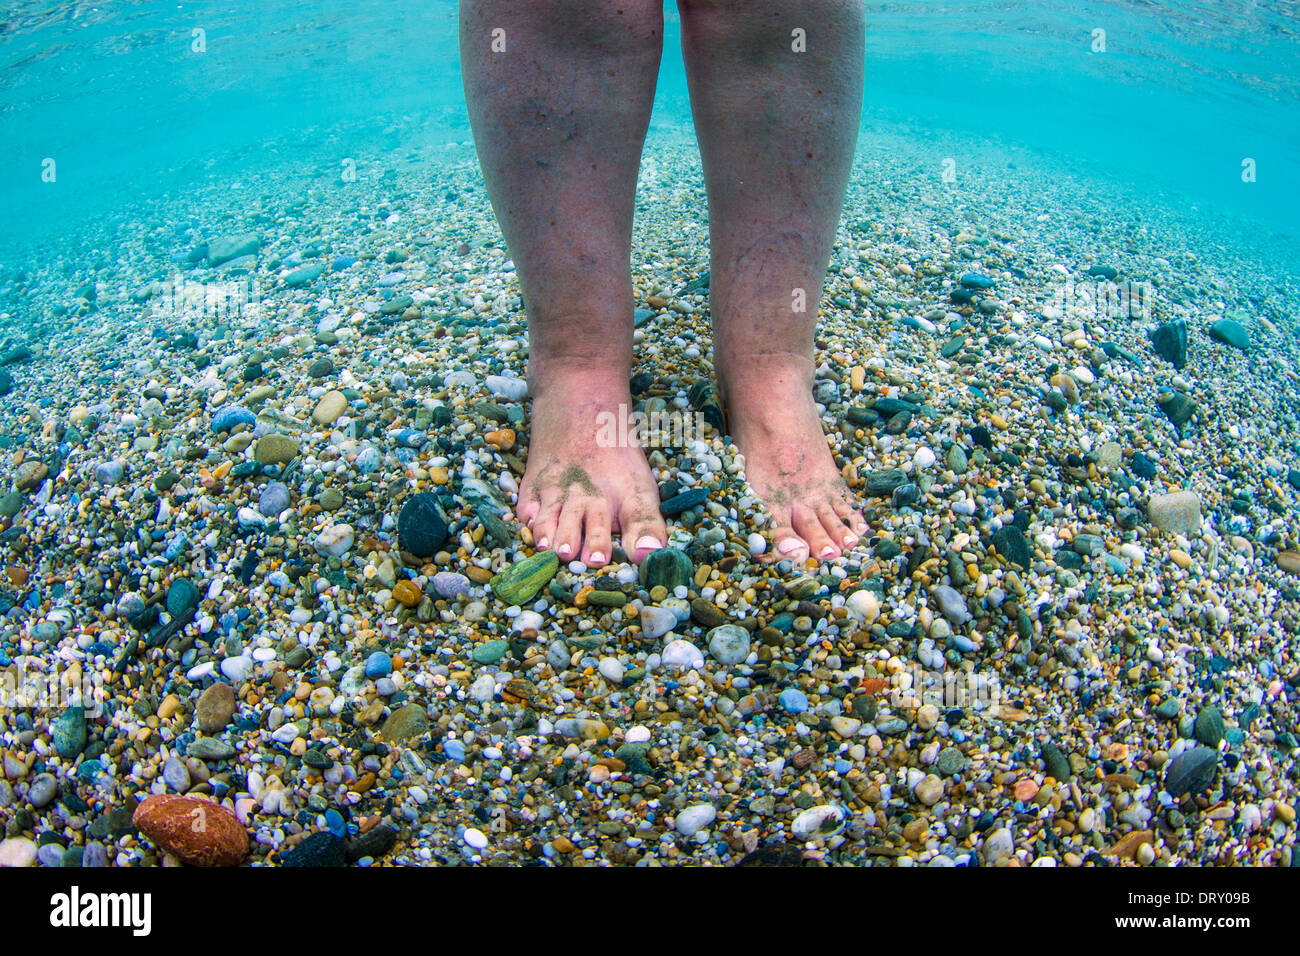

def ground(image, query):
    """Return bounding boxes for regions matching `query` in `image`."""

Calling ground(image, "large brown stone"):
[133,795,248,866]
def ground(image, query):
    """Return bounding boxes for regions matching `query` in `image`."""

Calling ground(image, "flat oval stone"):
[398,493,450,557]
[471,640,509,664]
[187,738,236,761]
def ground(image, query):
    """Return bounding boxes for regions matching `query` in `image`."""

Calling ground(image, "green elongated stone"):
[639,547,694,592]
[586,590,627,608]
[490,551,559,605]
[471,640,509,664]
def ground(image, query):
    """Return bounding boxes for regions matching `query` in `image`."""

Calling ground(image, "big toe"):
[769,521,810,563]
[619,495,668,564]
[792,504,841,562]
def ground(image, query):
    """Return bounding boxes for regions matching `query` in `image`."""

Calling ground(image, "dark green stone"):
[52,706,87,759]
[992,525,1031,569]
[1165,747,1218,797]
[640,547,694,592]
[1194,706,1225,747]
[862,469,908,497]
[1041,740,1071,780]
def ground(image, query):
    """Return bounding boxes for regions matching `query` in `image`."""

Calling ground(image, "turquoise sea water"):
[0,0,1297,266]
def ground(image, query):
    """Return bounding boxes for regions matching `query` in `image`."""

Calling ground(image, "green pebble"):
[1194,706,1225,747]
[471,640,509,664]
[490,551,559,605]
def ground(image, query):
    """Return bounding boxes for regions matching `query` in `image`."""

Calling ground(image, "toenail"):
[820,546,837,559]
[778,538,805,555]
[558,545,571,558]
[635,535,662,552]
[536,537,549,549]
[843,534,859,547]
[589,551,605,564]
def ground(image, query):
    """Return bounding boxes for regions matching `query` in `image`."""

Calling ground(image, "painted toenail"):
[558,545,571,557]
[635,535,662,552]
[843,535,858,547]
[778,538,805,555]
[820,546,837,559]
[536,537,549,548]
[589,551,605,564]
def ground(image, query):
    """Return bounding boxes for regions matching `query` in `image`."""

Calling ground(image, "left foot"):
[721,352,867,563]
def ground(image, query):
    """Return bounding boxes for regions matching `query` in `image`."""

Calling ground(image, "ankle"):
[528,358,631,404]
[717,349,815,404]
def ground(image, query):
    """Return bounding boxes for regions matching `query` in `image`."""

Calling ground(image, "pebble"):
[706,624,751,666]
[661,639,705,670]
[0,838,38,868]
[675,804,717,836]
[132,795,248,866]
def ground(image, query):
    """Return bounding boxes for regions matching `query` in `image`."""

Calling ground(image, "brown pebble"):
[132,795,248,867]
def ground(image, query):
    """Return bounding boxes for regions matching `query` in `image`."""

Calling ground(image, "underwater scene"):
[0,0,1298,875]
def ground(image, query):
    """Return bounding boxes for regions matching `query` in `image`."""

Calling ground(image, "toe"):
[834,499,868,537]
[793,504,840,562]
[818,503,858,549]
[581,502,612,567]
[553,497,589,562]
[769,522,810,563]
[515,481,541,526]
[619,495,667,563]
[531,494,563,551]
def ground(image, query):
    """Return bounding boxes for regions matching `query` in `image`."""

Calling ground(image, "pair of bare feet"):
[514,351,868,568]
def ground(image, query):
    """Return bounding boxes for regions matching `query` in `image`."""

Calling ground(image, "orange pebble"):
[1014,779,1040,802]
[485,428,516,451]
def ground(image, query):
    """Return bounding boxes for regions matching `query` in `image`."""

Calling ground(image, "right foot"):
[514,368,667,567]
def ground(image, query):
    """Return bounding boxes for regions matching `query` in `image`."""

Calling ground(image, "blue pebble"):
[210,404,256,434]
[834,758,852,774]
[164,533,189,562]
[37,844,64,867]
[258,482,291,517]
[950,635,975,653]
[779,688,809,713]
[82,842,109,868]
[444,739,466,761]
[375,677,397,696]
[94,460,124,485]
[325,809,346,838]
[393,428,426,449]
[365,652,392,679]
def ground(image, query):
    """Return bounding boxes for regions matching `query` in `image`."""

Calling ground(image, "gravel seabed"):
[1,123,1298,868]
